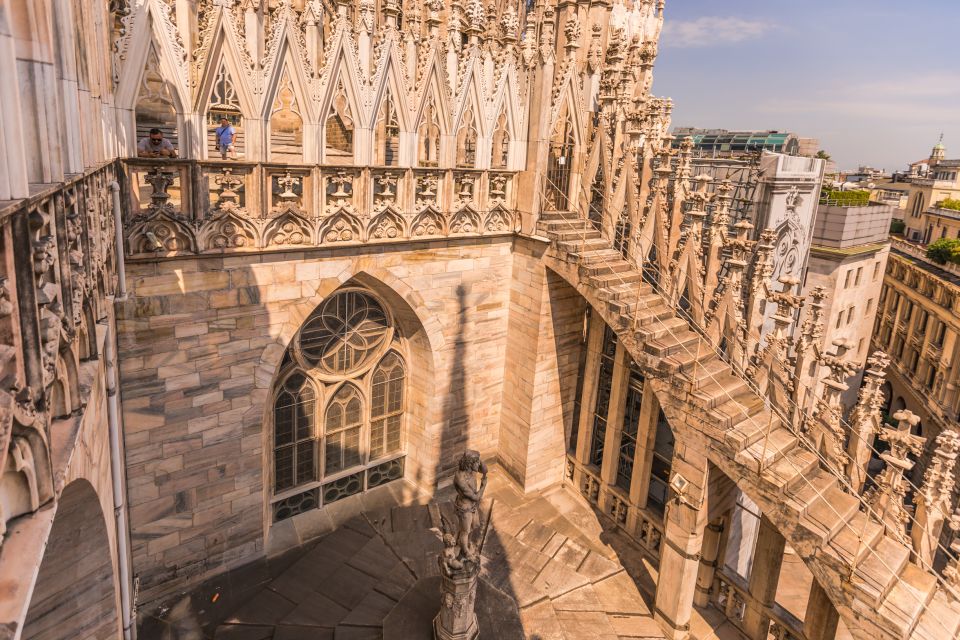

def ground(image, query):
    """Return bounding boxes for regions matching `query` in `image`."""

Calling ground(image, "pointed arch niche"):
[417,95,442,167]
[135,44,180,149]
[206,63,245,158]
[269,68,305,162]
[545,112,576,210]
[456,105,479,168]
[374,90,401,166]
[268,287,413,523]
[490,108,510,170]
[324,81,355,164]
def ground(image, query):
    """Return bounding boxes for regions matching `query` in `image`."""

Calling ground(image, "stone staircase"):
[537,211,960,640]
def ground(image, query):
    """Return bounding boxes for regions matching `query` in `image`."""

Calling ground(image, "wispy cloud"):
[662,17,775,48]
[756,72,960,123]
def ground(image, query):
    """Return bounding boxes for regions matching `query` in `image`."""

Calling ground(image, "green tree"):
[926,238,960,265]
[937,198,960,211]
[815,150,831,161]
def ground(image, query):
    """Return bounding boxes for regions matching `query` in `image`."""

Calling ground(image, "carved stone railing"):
[564,455,664,560]
[119,160,519,259]
[0,161,119,541]
[712,570,807,640]
[891,236,960,279]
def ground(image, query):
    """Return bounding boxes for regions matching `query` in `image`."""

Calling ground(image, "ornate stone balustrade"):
[0,161,118,543]
[565,455,664,560]
[713,570,807,640]
[120,160,519,258]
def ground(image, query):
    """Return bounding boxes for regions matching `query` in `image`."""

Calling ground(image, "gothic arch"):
[317,46,364,163]
[366,42,411,131]
[193,16,256,117]
[116,4,190,136]
[22,479,119,640]
[255,270,443,549]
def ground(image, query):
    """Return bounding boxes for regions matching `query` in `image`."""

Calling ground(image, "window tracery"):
[456,106,479,168]
[324,83,354,163]
[136,45,179,146]
[271,288,406,522]
[418,96,441,167]
[375,91,401,166]
[207,63,244,157]
[269,69,304,161]
[491,110,510,169]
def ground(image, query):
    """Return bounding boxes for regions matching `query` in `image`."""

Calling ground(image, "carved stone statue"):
[434,450,490,640]
[453,450,487,562]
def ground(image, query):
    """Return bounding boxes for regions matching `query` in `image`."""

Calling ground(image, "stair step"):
[577,249,625,265]
[579,261,634,278]
[760,446,819,495]
[735,427,797,473]
[559,238,609,253]
[644,329,701,358]
[666,349,719,376]
[644,316,691,341]
[875,562,938,635]
[785,469,836,513]
[690,358,733,390]
[553,228,602,242]
[824,510,884,567]
[711,392,766,431]
[539,211,578,222]
[850,535,912,607]
[692,373,749,410]
[588,270,642,289]
[912,588,960,640]
[725,411,780,450]
[800,484,860,540]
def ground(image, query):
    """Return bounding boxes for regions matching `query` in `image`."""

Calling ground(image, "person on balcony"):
[215,117,236,160]
[137,129,178,158]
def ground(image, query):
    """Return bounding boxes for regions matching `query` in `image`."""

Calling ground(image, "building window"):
[873,262,882,281]
[616,365,644,492]
[846,306,855,325]
[855,267,863,286]
[271,288,406,522]
[590,325,617,469]
[646,409,674,515]
[836,313,842,329]
[858,338,865,354]
[844,269,853,288]
[866,298,874,314]
[274,371,316,493]
[456,106,478,168]
[934,322,946,347]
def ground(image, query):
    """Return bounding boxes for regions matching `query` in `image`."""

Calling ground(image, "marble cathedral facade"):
[2,1,960,639]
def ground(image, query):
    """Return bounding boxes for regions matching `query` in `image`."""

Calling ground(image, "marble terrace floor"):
[141,469,752,640]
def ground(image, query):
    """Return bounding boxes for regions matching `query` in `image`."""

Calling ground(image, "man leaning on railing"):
[137,128,178,158]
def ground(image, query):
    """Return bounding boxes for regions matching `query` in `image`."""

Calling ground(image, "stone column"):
[434,561,480,640]
[599,344,630,490]
[693,517,724,608]
[741,515,786,640]
[574,316,605,467]
[803,580,839,640]
[653,445,709,640]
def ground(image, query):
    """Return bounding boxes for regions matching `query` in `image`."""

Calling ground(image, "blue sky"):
[652,0,960,171]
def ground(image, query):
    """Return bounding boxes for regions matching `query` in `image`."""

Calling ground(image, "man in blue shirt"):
[215,117,236,159]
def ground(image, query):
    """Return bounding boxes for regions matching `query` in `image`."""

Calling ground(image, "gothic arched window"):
[456,107,478,168]
[325,84,354,163]
[271,288,407,521]
[418,97,441,167]
[375,91,401,166]
[491,110,510,169]
[273,371,316,492]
